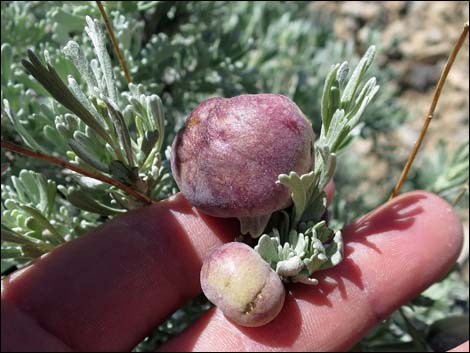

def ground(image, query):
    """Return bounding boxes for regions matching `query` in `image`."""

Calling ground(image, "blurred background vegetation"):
[1,1,468,351]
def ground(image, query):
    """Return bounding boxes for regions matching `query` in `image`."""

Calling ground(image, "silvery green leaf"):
[320,230,344,270]
[341,45,376,109]
[311,237,326,254]
[128,96,146,119]
[109,160,139,186]
[105,143,116,157]
[10,176,26,204]
[55,121,70,139]
[292,275,318,285]
[2,99,43,151]
[336,61,349,88]
[288,229,299,248]
[51,8,84,42]
[239,214,271,238]
[128,82,142,96]
[317,146,336,189]
[16,204,65,244]
[85,16,118,103]
[1,247,25,259]
[61,186,125,216]
[76,176,106,189]
[304,253,327,273]
[74,129,103,155]
[43,125,68,152]
[69,139,109,173]
[276,255,304,277]
[352,77,377,110]
[255,234,279,264]
[281,242,294,260]
[45,183,57,217]
[103,98,135,166]
[32,171,54,217]
[277,171,306,227]
[321,108,345,147]
[110,191,145,210]
[299,171,317,192]
[67,75,106,127]
[321,63,339,133]
[1,225,31,245]
[278,210,291,241]
[1,43,12,82]
[22,244,48,258]
[64,113,79,131]
[141,130,160,161]
[63,41,98,93]
[312,221,335,242]
[346,79,379,131]
[301,191,326,223]
[293,232,306,256]
[148,95,165,151]
[90,58,102,90]
[148,95,165,130]
[329,86,341,116]
[21,50,113,146]
[19,170,40,206]
[25,216,42,231]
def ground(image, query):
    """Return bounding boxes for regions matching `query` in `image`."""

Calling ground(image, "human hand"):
[1,190,465,352]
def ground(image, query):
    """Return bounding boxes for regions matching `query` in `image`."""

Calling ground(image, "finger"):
[160,191,464,352]
[449,341,469,352]
[1,180,335,353]
[1,194,239,352]
[1,301,72,352]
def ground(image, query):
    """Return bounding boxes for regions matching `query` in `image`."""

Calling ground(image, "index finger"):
[1,194,238,352]
[1,184,335,352]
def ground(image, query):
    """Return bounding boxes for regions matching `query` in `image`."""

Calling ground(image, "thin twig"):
[1,140,154,205]
[96,1,132,84]
[390,22,469,199]
[452,178,469,206]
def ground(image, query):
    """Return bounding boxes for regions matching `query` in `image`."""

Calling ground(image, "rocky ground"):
[310,1,469,149]
[310,1,469,281]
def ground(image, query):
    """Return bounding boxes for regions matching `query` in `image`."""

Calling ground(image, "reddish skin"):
[201,242,285,327]
[449,341,469,352]
[1,190,464,352]
[171,94,314,218]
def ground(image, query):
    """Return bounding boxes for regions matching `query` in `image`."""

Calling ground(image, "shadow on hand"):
[237,193,427,348]
[345,193,427,253]
[298,193,426,301]
[236,291,302,347]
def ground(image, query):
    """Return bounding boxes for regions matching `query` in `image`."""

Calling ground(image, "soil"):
[310,1,469,149]
[310,1,469,281]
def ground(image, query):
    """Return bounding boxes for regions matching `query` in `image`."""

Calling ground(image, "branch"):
[96,1,132,84]
[390,22,469,199]
[1,140,154,205]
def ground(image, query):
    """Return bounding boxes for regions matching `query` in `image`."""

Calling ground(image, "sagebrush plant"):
[2,14,174,273]
[1,1,468,351]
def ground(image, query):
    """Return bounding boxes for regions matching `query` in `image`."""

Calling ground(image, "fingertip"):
[345,190,464,321]
[390,190,463,259]
[449,341,470,352]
